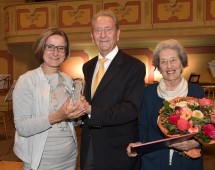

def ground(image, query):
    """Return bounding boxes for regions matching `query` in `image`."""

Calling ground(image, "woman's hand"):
[169,139,200,151]
[127,142,142,157]
[49,98,86,124]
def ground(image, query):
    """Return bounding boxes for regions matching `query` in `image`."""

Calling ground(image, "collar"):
[98,46,119,60]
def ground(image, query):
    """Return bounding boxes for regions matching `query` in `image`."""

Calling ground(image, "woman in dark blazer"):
[127,39,204,170]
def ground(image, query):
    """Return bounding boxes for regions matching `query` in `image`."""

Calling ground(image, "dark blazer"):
[139,82,205,170]
[80,50,146,170]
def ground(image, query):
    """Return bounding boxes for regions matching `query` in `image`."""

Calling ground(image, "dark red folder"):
[131,133,195,154]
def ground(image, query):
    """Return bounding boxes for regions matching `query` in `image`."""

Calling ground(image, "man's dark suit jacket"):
[80,50,146,170]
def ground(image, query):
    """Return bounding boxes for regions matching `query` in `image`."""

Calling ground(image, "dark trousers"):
[82,138,95,170]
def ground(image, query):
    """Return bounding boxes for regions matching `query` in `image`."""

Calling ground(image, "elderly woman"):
[127,39,204,170]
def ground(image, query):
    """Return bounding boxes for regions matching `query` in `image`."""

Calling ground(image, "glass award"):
[70,78,85,105]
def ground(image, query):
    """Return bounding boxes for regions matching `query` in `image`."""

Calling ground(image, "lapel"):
[85,57,98,100]
[92,50,123,98]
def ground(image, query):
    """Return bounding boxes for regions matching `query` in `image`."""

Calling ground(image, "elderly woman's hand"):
[127,142,142,157]
[169,139,200,151]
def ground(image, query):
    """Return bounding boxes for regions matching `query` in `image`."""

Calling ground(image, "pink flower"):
[200,98,214,107]
[175,101,188,108]
[202,124,215,139]
[175,107,182,115]
[188,120,199,133]
[168,114,180,124]
[177,118,190,131]
[180,108,192,120]
[188,100,199,107]
[210,113,215,124]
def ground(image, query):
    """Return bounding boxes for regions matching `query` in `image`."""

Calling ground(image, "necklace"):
[47,73,70,131]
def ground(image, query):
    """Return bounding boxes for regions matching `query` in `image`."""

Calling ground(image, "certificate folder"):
[131,133,195,154]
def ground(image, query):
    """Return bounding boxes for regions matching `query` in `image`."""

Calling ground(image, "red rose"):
[177,118,190,131]
[202,124,215,139]
[168,114,180,124]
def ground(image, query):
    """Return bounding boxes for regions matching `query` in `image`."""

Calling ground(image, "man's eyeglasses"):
[45,44,66,53]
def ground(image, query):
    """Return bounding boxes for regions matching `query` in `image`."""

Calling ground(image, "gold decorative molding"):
[104,1,141,25]
[2,0,215,44]
[4,11,9,33]
[154,0,192,23]
[59,4,93,28]
[196,0,202,18]
[17,7,49,30]
[164,0,183,15]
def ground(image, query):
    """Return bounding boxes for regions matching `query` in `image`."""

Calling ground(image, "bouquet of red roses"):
[158,96,215,158]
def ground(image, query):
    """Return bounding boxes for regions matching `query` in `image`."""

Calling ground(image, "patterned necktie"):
[91,58,108,97]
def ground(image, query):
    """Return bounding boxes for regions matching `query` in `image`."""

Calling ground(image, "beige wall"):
[185,54,215,82]
[8,43,38,79]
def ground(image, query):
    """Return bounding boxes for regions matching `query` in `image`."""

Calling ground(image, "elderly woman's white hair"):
[153,39,188,70]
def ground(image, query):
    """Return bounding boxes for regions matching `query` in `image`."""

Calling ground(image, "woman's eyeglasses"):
[45,44,66,53]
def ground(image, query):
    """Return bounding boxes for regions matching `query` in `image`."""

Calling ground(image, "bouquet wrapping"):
[158,97,215,158]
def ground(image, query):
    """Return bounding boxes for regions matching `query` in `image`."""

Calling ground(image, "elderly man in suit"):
[80,10,146,170]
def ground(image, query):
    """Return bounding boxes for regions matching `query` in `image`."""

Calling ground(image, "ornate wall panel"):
[103,0,151,29]
[153,0,193,23]
[104,1,141,25]
[16,4,50,34]
[0,51,13,85]
[205,0,215,25]
[153,0,204,28]
[58,2,93,29]
[206,0,215,20]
